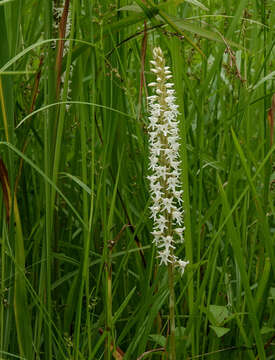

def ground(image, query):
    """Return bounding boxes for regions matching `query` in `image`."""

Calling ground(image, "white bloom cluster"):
[147,47,189,276]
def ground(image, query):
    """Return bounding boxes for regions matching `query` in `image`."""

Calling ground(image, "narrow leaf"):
[113,286,136,324]
[253,70,275,90]
[185,0,209,11]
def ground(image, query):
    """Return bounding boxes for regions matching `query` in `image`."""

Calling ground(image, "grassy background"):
[0,0,274,359]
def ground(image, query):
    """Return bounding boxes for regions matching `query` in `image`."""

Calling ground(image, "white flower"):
[147,47,188,276]
[151,189,163,203]
[158,250,171,265]
[150,181,162,194]
[172,210,183,225]
[148,95,158,102]
[167,89,175,95]
[175,227,186,236]
[156,215,167,233]
[177,259,189,275]
[162,197,174,212]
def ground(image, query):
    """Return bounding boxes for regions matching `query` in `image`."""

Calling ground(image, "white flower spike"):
[147,47,189,276]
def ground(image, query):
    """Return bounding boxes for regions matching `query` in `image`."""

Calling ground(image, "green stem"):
[43,0,54,357]
[168,262,176,360]
[106,260,112,360]
[170,39,194,355]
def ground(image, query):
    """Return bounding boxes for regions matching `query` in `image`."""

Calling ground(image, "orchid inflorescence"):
[147,47,189,276]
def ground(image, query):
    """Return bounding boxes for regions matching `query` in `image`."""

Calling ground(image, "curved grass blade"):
[0,141,87,229]
[170,17,246,50]
[16,101,135,129]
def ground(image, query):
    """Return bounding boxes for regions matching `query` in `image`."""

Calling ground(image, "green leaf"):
[255,257,271,314]
[269,287,275,300]
[170,16,245,50]
[120,0,209,12]
[210,326,230,338]
[260,327,275,335]
[253,70,275,89]
[113,287,136,324]
[118,4,142,12]
[149,334,166,347]
[0,8,33,360]
[231,128,275,273]
[0,142,86,228]
[0,0,15,5]
[60,172,91,195]
[208,305,230,325]
[135,0,159,19]
[217,174,266,358]
[185,0,209,11]
[175,326,186,337]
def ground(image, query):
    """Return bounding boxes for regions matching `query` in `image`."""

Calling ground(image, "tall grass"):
[0,0,274,359]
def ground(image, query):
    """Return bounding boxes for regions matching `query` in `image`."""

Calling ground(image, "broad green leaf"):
[175,326,186,337]
[149,334,166,347]
[208,305,230,325]
[210,326,230,338]
[118,4,142,12]
[170,16,245,49]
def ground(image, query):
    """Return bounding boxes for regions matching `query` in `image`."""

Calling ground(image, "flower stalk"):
[147,47,189,359]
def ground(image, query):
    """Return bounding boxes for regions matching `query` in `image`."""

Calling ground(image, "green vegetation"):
[0,0,274,359]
